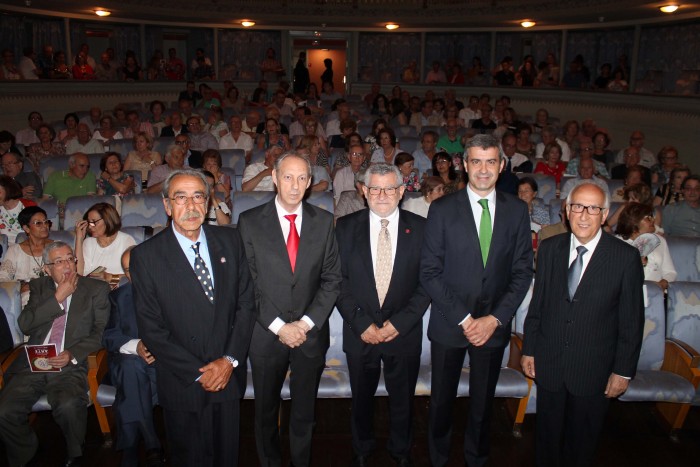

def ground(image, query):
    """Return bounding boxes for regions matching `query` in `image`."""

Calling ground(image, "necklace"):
[27,240,46,276]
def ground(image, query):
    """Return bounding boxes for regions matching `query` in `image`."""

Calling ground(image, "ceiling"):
[4,1,700,30]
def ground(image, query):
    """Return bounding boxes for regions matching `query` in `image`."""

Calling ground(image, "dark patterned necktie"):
[192,242,214,303]
[568,246,588,300]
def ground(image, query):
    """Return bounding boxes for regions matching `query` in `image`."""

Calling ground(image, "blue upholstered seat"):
[0,281,22,346]
[0,234,7,263]
[38,198,60,230]
[219,149,246,173]
[398,136,419,154]
[515,173,556,205]
[666,236,700,282]
[63,195,117,231]
[40,155,70,183]
[666,281,700,404]
[120,194,169,228]
[306,191,334,215]
[395,125,418,138]
[231,191,275,225]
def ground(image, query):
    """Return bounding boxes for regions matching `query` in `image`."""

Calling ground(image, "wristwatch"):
[223,355,239,368]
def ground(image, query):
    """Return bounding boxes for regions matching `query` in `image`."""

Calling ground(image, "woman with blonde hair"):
[123,131,162,187]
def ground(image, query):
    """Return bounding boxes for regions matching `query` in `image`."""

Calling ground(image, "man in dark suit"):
[336,163,430,467]
[173,133,203,169]
[421,134,533,467]
[131,169,256,467]
[521,182,644,467]
[159,111,189,138]
[102,247,163,467]
[0,241,110,467]
[237,152,341,467]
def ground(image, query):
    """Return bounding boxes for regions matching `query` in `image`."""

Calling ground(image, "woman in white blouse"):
[402,176,446,218]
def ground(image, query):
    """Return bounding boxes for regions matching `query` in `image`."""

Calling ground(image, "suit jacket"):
[159,125,188,138]
[421,189,533,349]
[237,199,341,358]
[130,225,256,409]
[16,276,110,370]
[336,208,431,356]
[522,232,645,396]
[102,283,142,362]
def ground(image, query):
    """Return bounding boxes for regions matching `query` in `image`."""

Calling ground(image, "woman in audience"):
[92,115,123,148]
[371,94,391,120]
[96,152,135,197]
[516,59,537,87]
[402,176,445,218]
[0,176,38,242]
[592,131,614,166]
[123,131,162,185]
[532,108,549,134]
[370,127,399,165]
[562,120,580,155]
[297,135,331,191]
[75,202,136,282]
[616,202,676,291]
[607,70,628,92]
[611,166,646,202]
[651,145,680,186]
[608,182,662,230]
[26,123,65,173]
[306,82,322,107]
[58,113,80,144]
[300,115,329,154]
[257,118,290,151]
[395,152,420,192]
[518,176,550,229]
[122,55,143,81]
[363,118,388,155]
[432,151,464,195]
[534,142,567,192]
[0,131,20,157]
[50,50,71,79]
[515,123,536,158]
[654,165,690,207]
[148,100,168,137]
[249,87,267,107]
[202,170,231,226]
[0,206,53,306]
[222,85,244,113]
[113,105,129,128]
[201,149,232,207]
[72,53,95,80]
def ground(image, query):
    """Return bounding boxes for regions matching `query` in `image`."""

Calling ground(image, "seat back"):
[306,191,334,215]
[87,153,106,179]
[110,140,134,158]
[120,194,169,228]
[219,149,246,174]
[152,136,175,156]
[395,125,418,138]
[37,198,60,231]
[124,170,143,194]
[64,195,117,231]
[231,191,275,225]
[0,281,22,346]
[666,236,700,282]
[638,282,666,371]
[398,136,419,154]
[516,173,557,205]
[40,155,71,183]
[666,282,700,354]
[121,226,149,244]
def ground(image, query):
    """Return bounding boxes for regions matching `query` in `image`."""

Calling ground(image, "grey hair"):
[165,144,185,161]
[463,134,503,161]
[42,241,73,265]
[566,182,611,210]
[362,163,401,186]
[273,151,312,176]
[161,168,210,199]
[68,152,87,166]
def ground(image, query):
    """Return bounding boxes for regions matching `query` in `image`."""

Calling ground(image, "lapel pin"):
[405,229,411,234]
[220,257,226,263]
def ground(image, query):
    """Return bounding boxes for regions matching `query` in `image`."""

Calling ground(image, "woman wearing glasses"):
[0,206,54,306]
[0,176,38,242]
[74,202,135,283]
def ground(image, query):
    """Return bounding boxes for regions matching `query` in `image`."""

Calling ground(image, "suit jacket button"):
[191,336,196,341]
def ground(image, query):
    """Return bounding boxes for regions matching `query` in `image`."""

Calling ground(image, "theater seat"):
[665,281,700,405]
[515,173,557,205]
[219,149,246,173]
[0,281,22,346]
[398,136,419,154]
[63,195,117,231]
[666,236,700,282]
[40,155,71,184]
[38,198,59,230]
[120,194,169,229]
[231,191,275,225]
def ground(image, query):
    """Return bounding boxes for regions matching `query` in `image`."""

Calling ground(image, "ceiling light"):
[241,20,255,27]
[659,4,679,13]
[521,20,536,28]
[95,9,111,17]
[385,23,399,30]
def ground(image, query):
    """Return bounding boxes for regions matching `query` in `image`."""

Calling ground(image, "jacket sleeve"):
[224,230,257,365]
[613,251,645,378]
[304,215,342,327]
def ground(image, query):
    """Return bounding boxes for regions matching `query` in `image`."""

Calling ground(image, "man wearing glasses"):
[522,182,644,466]
[1,151,42,199]
[131,169,255,466]
[146,145,188,194]
[0,241,110,467]
[43,153,96,206]
[421,134,533,467]
[185,116,217,153]
[332,143,366,202]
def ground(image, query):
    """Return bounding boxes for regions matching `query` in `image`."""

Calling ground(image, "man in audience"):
[535,127,571,162]
[501,132,532,173]
[565,137,609,178]
[178,81,202,106]
[443,89,464,111]
[458,96,481,127]
[437,118,465,155]
[147,145,187,194]
[36,44,54,79]
[333,143,366,202]
[80,107,102,132]
[78,43,96,69]
[94,52,119,81]
[409,100,441,132]
[65,124,103,155]
[178,97,200,124]
[522,182,644,467]
[560,158,610,202]
[219,116,254,162]
[0,241,110,467]
[426,61,447,84]
[102,248,164,467]
[326,102,353,138]
[241,146,283,192]
[123,111,155,139]
[15,111,43,147]
[165,48,186,80]
[615,130,655,168]
[663,175,700,237]
[270,89,294,117]
[43,152,97,206]
[413,130,438,178]
[160,111,188,137]
[329,119,356,150]
[289,106,311,140]
[363,83,381,109]
[242,110,261,138]
[173,134,201,169]
[18,47,39,80]
[186,116,217,153]
[336,163,430,467]
[1,151,42,199]
[611,146,651,185]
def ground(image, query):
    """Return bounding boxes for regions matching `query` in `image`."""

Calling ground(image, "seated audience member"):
[531,108,549,134]
[329,118,357,150]
[320,80,342,102]
[146,145,187,194]
[514,123,536,159]
[123,110,154,139]
[471,104,497,133]
[289,106,312,140]
[651,145,680,186]
[242,146,283,192]
[363,118,388,155]
[560,157,609,201]
[43,152,96,207]
[222,85,244,113]
[611,166,648,202]
[97,152,135,197]
[178,81,202,106]
[49,50,72,79]
[333,143,366,202]
[616,202,676,291]
[26,123,65,173]
[332,133,366,178]
[197,84,221,110]
[122,55,143,81]
[218,116,254,162]
[493,57,515,85]
[203,107,227,143]
[432,151,465,195]
[591,131,614,166]
[124,132,162,185]
[0,241,109,467]
[518,176,550,230]
[663,175,700,237]
[501,132,533,173]
[335,169,367,221]
[249,87,268,107]
[174,134,201,169]
[58,113,80,144]
[296,136,331,192]
[65,123,104,155]
[370,93,391,120]
[242,110,262,138]
[0,206,53,306]
[299,116,329,154]
[269,89,294,117]
[201,170,231,226]
[538,203,569,247]
[94,52,119,80]
[458,96,481,126]
[92,116,124,148]
[409,99,442,132]
[611,146,652,185]
[80,107,102,133]
[437,118,464,155]
[655,165,690,207]
[413,130,438,179]
[395,152,420,192]
[15,111,43,147]
[0,131,21,157]
[402,176,445,218]
[102,248,164,467]
[325,102,354,138]
[564,137,609,178]
[257,118,290,151]
[535,127,572,162]
[426,60,447,83]
[0,176,38,242]
[614,130,655,168]
[1,151,42,199]
[113,105,129,128]
[609,182,662,232]
[75,202,136,283]
[159,111,188,138]
[148,100,168,137]
[562,120,580,155]
[192,56,214,80]
[534,142,567,191]
[201,149,231,207]
[254,106,289,135]
[371,128,399,165]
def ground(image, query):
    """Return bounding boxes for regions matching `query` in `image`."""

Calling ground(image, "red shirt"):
[534,161,566,184]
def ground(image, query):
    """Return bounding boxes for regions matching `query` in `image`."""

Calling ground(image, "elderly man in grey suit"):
[0,241,110,467]
[238,152,342,467]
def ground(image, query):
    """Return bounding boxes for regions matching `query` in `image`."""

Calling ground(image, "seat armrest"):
[508,333,524,371]
[667,338,700,368]
[87,349,109,402]
[662,339,700,390]
[0,344,27,389]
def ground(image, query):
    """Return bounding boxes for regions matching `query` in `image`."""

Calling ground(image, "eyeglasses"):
[46,256,77,267]
[349,152,364,158]
[169,193,208,205]
[569,203,605,215]
[1,162,20,168]
[29,220,52,227]
[187,122,200,127]
[87,218,103,226]
[175,140,189,145]
[581,146,593,151]
[367,186,400,196]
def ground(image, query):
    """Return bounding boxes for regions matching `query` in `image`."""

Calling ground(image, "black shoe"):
[64,456,82,467]
[391,455,413,467]
[350,454,369,467]
[146,448,165,467]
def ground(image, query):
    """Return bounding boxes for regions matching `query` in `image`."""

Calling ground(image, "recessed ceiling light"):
[521,20,536,28]
[385,23,399,30]
[95,9,111,17]
[241,20,255,27]
[659,4,679,13]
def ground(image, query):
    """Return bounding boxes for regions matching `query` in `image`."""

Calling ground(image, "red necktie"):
[285,214,299,273]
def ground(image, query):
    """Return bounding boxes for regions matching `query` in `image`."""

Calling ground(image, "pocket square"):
[220,257,226,263]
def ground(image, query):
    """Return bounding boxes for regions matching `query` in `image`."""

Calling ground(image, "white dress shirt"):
[368,207,400,271]
[568,228,602,290]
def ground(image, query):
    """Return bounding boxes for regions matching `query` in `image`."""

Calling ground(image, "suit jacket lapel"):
[261,199,294,276]
[383,210,412,307]
[296,202,317,278]
[576,232,613,296]
[205,225,227,306]
[355,211,376,283]
[64,278,87,345]
[458,191,484,272]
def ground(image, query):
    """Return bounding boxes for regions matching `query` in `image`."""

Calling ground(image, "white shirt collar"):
[368,206,400,225]
[274,196,303,217]
[570,227,603,252]
[466,184,496,205]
